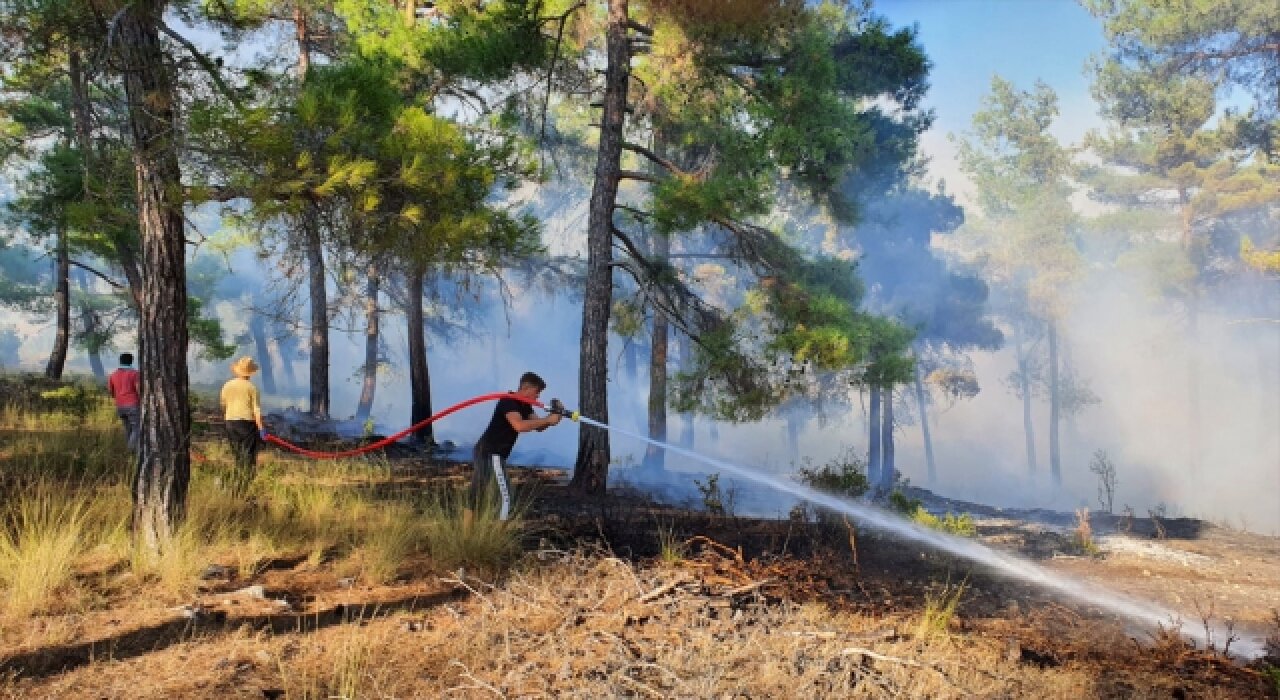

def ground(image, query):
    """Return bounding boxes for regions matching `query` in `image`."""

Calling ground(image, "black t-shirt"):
[476,395,534,458]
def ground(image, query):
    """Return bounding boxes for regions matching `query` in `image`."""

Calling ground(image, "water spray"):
[570,415,1265,659]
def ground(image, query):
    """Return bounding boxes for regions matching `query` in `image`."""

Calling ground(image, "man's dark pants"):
[470,444,508,511]
[116,405,139,452]
[226,420,259,495]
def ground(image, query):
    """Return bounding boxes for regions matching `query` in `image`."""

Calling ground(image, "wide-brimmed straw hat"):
[231,357,260,377]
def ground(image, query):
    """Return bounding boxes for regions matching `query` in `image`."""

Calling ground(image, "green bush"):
[795,448,870,499]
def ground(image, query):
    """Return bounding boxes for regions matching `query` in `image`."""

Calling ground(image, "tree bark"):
[643,223,670,471]
[880,386,895,494]
[248,315,277,394]
[1014,324,1038,474]
[406,267,433,445]
[867,384,882,489]
[45,227,70,380]
[913,361,937,484]
[355,264,380,423]
[304,214,329,419]
[1048,319,1062,486]
[294,3,310,77]
[118,0,191,552]
[75,270,105,380]
[571,0,630,495]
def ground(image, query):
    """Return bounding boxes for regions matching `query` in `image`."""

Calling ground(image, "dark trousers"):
[226,420,260,494]
[470,445,509,510]
[116,405,139,452]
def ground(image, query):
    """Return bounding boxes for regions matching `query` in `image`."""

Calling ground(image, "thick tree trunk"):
[118,0,191,552]
[305,215,329,419]
[406,267,433,445]
[355,264,380,423]
[1014,325,1038,474]
[880,386,895,494]
[868,384,882,488]
[571,0,629,495]
[1048,320,1062,486]
[913,362,937,484]
[248,315,277,394]
[76,270,105,380]
[45,228,70,379]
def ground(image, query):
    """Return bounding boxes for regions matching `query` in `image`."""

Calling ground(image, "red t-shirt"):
[107,368,140,408]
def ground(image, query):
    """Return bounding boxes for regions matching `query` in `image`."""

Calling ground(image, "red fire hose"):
[263,392,545,460]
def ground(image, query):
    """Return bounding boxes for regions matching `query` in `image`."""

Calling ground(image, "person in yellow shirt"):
[220,357,267,494]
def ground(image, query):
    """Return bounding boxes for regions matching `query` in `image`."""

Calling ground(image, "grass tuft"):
[0,481,92,617]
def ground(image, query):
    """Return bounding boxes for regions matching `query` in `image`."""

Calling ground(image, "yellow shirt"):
[220,378,261,422]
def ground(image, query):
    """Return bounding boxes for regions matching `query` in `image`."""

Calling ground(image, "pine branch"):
[157,22,244,112]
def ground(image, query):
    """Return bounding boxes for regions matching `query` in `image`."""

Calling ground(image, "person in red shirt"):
[107,352,141,451]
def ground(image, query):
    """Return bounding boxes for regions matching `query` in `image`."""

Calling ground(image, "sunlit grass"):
[0,480,92,618]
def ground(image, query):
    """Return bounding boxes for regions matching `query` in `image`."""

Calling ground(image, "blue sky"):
[876,0,1108,199]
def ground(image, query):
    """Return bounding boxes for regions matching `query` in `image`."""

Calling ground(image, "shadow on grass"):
[0,587,466,680]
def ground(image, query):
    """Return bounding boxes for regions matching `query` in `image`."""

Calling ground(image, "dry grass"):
[420,488,524,578]
[0,481,93,618]
[916,578,967,640]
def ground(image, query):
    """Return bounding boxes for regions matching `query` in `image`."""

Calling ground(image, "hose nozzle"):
[548,398,580,422]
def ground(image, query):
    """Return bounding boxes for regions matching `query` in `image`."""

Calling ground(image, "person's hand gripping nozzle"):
[546,398,580,422]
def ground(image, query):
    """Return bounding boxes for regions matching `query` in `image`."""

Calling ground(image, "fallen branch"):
[638,576,691,603]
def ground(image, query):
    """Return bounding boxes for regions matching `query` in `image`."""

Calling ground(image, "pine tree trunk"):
[623,339,638,381]
[74,270,105,380]
[679,332,695,448]
[294,4,327,418]
[355,264,380,423]
[571,0,629,495]
[45,228,70,379]
[406,267,433,445]
[1048,320,1062,486]
[868,385,882,488]
[644,237,669,470]
[880,386,895,494]
[118,0,191,552]
[249,315,277,394]
[305,215,329,419]
[294,4,310,77]
[278,334,297,390]
[913,362,937,484]
[786,411,801,462]
[1014,325,1038,474]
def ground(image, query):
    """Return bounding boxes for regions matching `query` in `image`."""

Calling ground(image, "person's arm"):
[251,385,264,433]
[106,374,116,399]
[505,411,560,433]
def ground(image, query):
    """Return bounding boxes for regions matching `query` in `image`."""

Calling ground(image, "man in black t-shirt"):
[465,372,562,530]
